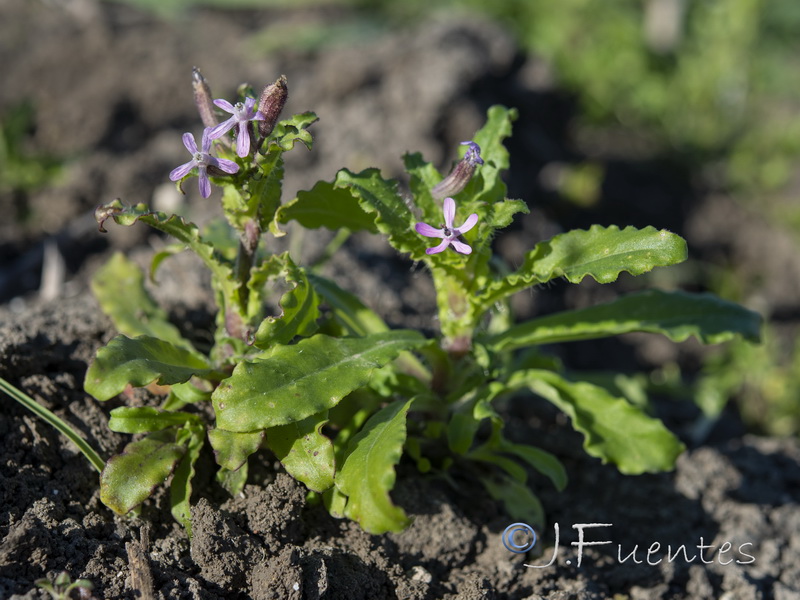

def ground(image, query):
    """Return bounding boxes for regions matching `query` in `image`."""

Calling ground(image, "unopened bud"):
[431,141,484,199]
[192,67,218,129]
[257,75,288,138]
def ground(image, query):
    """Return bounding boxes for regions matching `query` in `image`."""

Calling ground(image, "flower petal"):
[208,118,235,140]
[212,158,240,175]
[450,239,472,255]
[415,222,445,238]
[213,98,236,114]
[236,123,250,157]
[243,97,257,113]
[201,127,213,152]
[181,132,197,153]
[169,161,195,181]
[443,197,455,228]
[425,239,450,255]
[456,213,479,234]
[198,169,211,198]
[460,141,484,166]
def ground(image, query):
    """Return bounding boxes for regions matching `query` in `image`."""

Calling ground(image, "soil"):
[1,1,799,599]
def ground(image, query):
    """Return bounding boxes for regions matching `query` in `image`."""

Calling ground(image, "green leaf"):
[327,389,381,463]
[336,398,414,533]
[498,441,567,492]
[274,180,378,234]
[266,413,335,492]
[334,168,427,259]
[85,335,218,402]
[108,407,202,434]
[447,382,507,455]
[208,428,264,471]
[308,274,389,336]
[0,375,105,474]
[222,152,285,232]
[253,152,284,231]
[475,225,688,313]
[100,430,185,514]
[91,252,197,352]
[171,423,204,536]
[161,380,212,411]
[253,255,320,348]
[469,105,517,206]
[509,370,685,474]
[403,152,442,221]
[266,111,318,152]
[94,200,237,303]
[486,290,762,352]
[480,474,545,530]
[213,331,427,432]
[468,446,528,483]
[322,485,349,519]
[309,274,431,382]
[216,465,249,496]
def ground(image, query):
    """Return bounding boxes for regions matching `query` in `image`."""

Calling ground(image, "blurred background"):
[2,0,799,439]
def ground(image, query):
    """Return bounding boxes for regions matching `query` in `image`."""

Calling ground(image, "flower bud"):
[192,67,218,129]
[431,141,484,200]
[257,75,288,138]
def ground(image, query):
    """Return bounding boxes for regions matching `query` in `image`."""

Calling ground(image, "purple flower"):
[207,97,265,157]
[415,197,479,255]
[169,128,239,198]
[461,141,484,166]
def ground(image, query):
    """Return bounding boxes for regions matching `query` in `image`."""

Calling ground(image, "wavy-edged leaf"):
[403,152,441,222]
[486,290,762,352]
[108,407,202,434]
[334,168,427,259]
[273,180,378,234]
[213,331,427,432]
[266,413,335,492]
[94,200,236,300]
[85,335,218,402]
[509,369,685,474]
[468,105,517,207]
[475,225,688,312]
[253,255,320,348]
[336,398,414,533]
[208,428,265,471]
[91,252,196,352]
[100,430,185,514]
[266,111,318,153]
